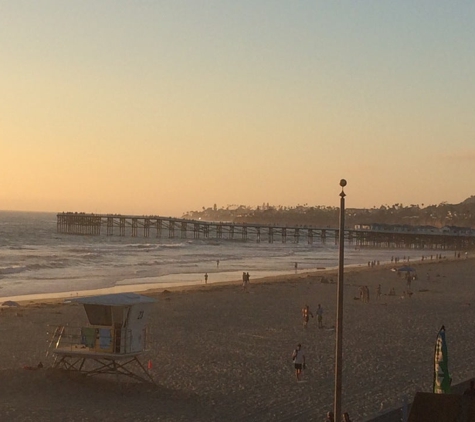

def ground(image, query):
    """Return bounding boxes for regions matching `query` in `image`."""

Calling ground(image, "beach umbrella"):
[1,300,19,307]
[433,325,451,394]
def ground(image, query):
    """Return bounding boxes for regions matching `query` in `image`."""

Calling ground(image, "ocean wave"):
[110,262,130,268]
[136,244,159,250]
[111,258,177,268]
[136,260,161,267]
[79,253,104,260]
[116,243,158,249]
[26,262,70,271]
[26,275,83,281]
[158,243,187,249]
[65,248,97,254]
[0,265,27,275]
[0,261,73,275]
[24,254,59,259]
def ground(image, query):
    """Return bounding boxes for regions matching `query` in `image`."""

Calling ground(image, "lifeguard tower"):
[50,292,156,383]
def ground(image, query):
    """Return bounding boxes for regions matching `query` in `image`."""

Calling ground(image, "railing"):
[47,325,151,356]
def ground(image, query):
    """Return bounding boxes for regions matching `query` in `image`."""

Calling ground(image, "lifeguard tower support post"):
[51,292,156,383]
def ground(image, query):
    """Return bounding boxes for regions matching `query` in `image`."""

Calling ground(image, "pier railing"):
[56,213,475,250]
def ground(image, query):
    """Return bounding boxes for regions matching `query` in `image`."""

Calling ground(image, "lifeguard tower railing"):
[48,325,152,355]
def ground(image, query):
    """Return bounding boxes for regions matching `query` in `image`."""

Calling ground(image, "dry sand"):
[1,256,475,421]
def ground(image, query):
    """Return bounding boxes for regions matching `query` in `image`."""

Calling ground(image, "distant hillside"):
[460,195,475,205]
[182,197,475,228]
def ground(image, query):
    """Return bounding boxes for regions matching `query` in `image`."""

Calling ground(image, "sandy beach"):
[1,256,475,421]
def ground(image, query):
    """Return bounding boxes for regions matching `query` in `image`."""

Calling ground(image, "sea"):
[0,210,427,302]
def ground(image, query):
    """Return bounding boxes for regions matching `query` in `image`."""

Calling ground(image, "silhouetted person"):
[302,304,313,328]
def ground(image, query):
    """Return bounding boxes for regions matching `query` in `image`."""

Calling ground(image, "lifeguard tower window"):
[84,304,112,326]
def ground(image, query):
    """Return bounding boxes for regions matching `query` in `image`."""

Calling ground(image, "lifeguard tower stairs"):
[48,293,156,383]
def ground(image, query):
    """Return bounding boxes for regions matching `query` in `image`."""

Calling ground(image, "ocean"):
[0,210,424,301]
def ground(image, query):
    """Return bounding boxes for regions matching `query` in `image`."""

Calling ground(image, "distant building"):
[354,223,413,232]
[354,223,475,236]
[441,225,474,236]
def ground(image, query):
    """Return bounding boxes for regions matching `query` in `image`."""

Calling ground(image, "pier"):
[57,213,475,250]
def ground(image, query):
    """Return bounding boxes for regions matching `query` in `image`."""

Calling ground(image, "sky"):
[1,1,475,217]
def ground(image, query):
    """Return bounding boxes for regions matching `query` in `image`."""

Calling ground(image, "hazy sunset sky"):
[1,1,474,217]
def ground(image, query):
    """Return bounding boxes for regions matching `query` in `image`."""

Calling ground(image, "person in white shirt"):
[292,343,306,381]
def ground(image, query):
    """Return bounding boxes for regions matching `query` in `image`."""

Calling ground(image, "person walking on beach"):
[292,343,305,381]
[316,304,323,328]
[217,259,220,268]
[302,304,313,328]
[376,284,381,300]
[242,272,249,290]
[204,273,208,284]
[360,286,369,303]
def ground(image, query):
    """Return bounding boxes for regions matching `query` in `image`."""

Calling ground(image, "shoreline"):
[1,255,464,306]
[0,266,338,305]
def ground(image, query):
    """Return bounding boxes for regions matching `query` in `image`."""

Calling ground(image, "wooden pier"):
[57,213,475,250]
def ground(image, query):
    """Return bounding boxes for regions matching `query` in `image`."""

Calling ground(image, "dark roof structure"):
[408,392,475,422]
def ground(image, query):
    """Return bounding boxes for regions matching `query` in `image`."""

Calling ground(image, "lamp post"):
[334,179,347,420]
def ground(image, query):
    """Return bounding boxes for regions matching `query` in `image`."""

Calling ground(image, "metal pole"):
[334,179,346,420]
